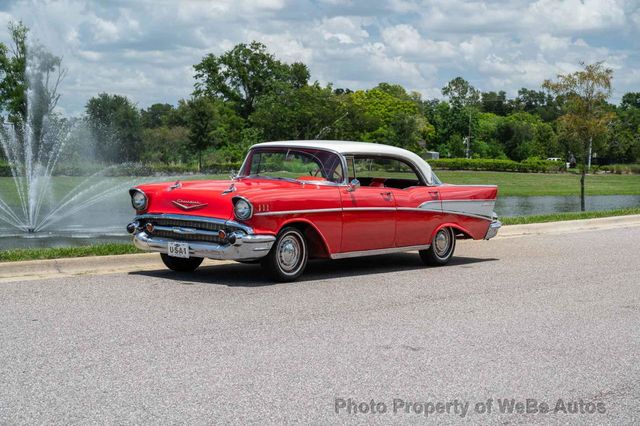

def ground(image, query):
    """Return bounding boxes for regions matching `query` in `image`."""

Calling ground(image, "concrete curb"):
[497,214,640,238]
[2,215,640,282]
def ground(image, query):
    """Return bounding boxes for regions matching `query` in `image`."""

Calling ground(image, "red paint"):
[133,177,498,257]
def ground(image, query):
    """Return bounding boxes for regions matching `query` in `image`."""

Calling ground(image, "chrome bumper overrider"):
[484,218,502,240]
[132,231,276,261]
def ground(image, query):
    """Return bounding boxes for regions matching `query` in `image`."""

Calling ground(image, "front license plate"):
[168,242,190,258]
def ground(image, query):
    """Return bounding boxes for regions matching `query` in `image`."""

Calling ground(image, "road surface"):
[1,226,639,424]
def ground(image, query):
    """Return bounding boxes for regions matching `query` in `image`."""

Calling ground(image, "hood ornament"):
[169,180,181,191]
[172,199,208,210]
[222,183,236,195]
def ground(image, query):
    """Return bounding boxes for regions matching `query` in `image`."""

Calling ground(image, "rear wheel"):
[261,227,308,282]
[160,253,203,272]
[419,227,456,266]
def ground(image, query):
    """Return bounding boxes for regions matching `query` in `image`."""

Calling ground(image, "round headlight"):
[233,197,253,220]
[130,189,148,211]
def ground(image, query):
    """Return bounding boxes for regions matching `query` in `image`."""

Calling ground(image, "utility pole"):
[587,137,592,172]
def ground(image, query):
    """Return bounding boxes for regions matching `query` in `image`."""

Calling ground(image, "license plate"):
[167,242,189,258]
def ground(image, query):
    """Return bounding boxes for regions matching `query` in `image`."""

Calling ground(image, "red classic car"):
[127,140,501,281]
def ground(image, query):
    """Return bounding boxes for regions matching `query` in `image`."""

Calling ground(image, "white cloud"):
[527,0,626,32]
[0,0,636,114]
[381,24,456,58]
[318,16,369,44]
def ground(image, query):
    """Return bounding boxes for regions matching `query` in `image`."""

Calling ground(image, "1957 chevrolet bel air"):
[127,140,501,281]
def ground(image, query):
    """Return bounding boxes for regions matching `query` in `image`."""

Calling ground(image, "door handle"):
[380,191,392,196]
[428,191,439,199]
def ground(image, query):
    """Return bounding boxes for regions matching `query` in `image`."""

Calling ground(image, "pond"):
[1,193,639,250]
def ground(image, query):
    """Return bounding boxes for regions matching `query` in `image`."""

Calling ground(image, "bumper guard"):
[133,231,276,261]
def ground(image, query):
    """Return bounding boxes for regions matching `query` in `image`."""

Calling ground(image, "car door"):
[353,155,441,248]
[394,186,442,247]
[339,156,396,252]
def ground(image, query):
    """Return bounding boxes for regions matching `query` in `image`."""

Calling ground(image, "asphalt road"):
[1,227,639,424]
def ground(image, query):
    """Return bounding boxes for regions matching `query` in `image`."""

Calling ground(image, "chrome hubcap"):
[277,235,301,272]
[434,229,451,257]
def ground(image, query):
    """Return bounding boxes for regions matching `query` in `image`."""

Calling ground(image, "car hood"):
[132,178,305,219]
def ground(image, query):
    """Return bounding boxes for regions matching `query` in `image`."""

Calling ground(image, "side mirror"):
[347,178,360,192]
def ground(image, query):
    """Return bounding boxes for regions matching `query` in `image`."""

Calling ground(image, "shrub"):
[597,164,640,174]
[428,158,564,173]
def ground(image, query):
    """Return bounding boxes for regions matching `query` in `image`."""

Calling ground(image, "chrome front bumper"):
[133,231,276,261]
[484,219,502,240]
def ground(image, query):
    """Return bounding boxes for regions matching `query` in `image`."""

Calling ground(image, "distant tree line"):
[1,24,639,172]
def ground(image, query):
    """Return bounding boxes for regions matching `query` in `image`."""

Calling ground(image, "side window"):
[352,156,423,188]
[346,156,356,181]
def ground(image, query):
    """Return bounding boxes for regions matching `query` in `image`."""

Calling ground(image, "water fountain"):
[0,41,144,247]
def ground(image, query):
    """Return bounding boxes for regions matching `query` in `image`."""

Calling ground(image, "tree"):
[442,77,480,108]
[481,91,511,116]
[140,126,191,164]
[0,21,28,122]
[543,62,615,211]
[193,41,309,118]
[620,92,640,110]
[250,83,344,141]
[141,103,174,128]
[513,88,561,122]
[85,93,142,162]
[186,97,219,171]
[344,86,430,151]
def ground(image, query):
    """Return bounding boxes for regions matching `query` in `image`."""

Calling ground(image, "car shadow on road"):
[129,253,498,287]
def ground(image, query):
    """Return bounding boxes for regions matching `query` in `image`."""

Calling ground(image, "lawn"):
[435,170,640,197]
[1,172,640,203]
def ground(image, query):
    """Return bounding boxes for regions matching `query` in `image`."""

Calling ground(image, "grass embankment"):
[501,207,640,225]
[0,243,141,262]
[436,170,640,196]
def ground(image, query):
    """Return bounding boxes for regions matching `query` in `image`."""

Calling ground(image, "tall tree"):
[193,41,309,118]
[85,93,142,162]
[543,62,615,211]
[0,21,28,122]
[186,97,219,171]
[481,91,511,116]
[141,103,174,128]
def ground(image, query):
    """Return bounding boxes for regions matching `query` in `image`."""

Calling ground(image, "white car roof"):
[251,140,434,184]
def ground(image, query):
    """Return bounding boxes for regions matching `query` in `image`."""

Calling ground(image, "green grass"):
[435,170,640,196]
[1,172,640,200]
[501,207,640,225]
[0,242,141,262]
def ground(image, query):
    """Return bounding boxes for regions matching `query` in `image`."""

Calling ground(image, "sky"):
[0,0,638,116]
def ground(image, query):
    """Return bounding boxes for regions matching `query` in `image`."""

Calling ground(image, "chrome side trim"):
[254,208,342,216]
[417,198,495,221]
[254,207,398,216]
[343,207,395,212]
[330,244,431,260]
[135,214,254,234]
[133,231,275,260]
[441,210,493,221]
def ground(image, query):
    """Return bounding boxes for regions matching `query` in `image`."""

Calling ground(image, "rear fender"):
[430,222,474,241]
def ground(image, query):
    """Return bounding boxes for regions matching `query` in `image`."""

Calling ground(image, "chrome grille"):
[139,216,241,244]
[151,218,225,232]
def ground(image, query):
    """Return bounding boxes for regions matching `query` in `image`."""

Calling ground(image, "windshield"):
[239,147,345,184]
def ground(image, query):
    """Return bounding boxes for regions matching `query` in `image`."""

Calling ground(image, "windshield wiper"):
[246,175,304,185]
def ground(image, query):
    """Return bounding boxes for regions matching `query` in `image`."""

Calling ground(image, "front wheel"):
[261,227,308,282]
[419,227,456,266]
[160,253,203,272]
